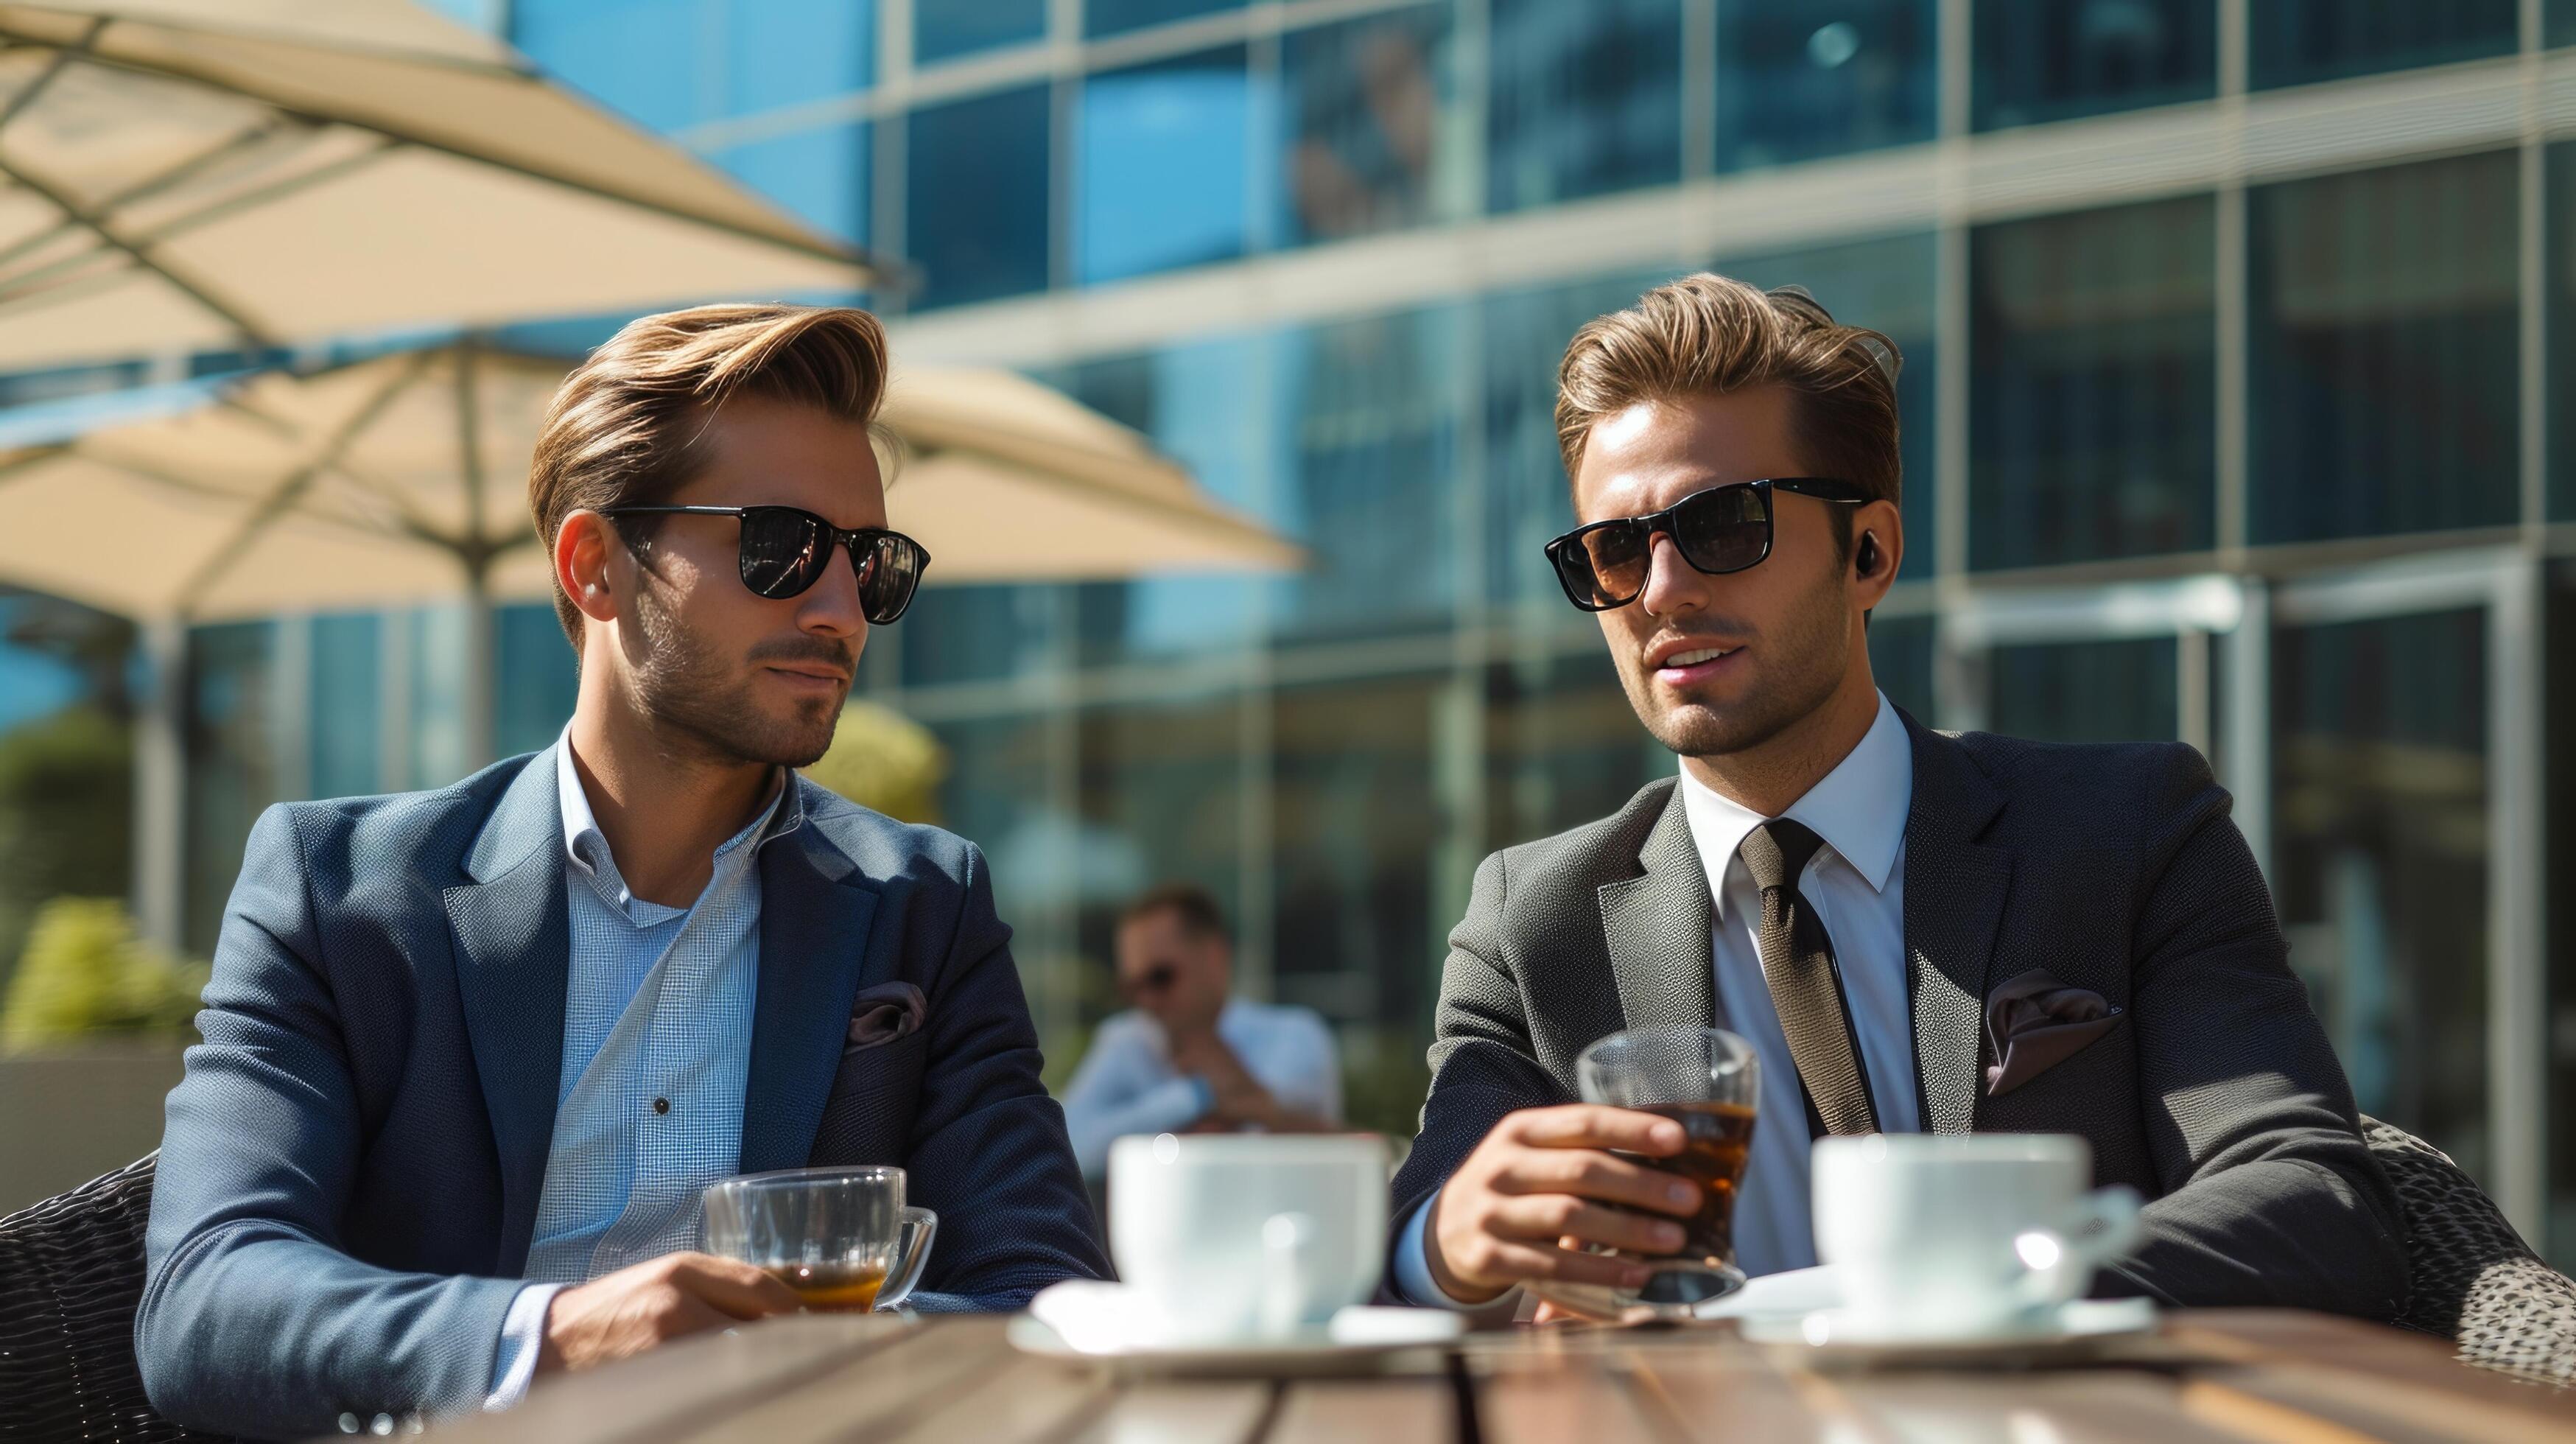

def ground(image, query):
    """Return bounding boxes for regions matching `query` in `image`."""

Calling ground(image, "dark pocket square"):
[848,981,928,1051]
[1984,969,2123,1096]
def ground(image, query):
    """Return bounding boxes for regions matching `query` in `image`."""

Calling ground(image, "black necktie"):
[1738,819,1880,1136]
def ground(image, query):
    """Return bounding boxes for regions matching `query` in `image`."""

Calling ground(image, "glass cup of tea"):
[1534,1026,1760,1321]
[699,1166,938,1314]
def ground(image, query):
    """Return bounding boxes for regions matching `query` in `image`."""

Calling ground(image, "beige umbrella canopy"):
[0,0,877,373]
[0,342,1301,625]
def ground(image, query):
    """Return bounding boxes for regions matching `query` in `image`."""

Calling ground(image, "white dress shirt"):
[1059,998,1342,1180]
[484,732,795,1409]
[1396,693,1920,1306]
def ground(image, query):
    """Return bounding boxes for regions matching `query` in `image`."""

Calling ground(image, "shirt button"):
[653,1097,670,1115]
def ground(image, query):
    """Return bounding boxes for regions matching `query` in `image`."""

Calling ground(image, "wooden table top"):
[445,1309,2575,1444]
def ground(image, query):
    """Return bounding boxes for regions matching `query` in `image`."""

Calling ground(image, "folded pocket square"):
[847,981,928,1050]
[1983,969,2122,1097]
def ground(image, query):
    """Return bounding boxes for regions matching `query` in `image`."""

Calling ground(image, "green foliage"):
[0,707,133,992]
[803,701,948,824]
[0,897,206,1052]
[1338,1027,1433,1143]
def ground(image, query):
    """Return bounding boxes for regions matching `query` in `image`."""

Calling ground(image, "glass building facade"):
[165,0,2576,1260]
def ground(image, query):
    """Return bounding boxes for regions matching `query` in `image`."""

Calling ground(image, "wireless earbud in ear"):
[1856,532,1881,576]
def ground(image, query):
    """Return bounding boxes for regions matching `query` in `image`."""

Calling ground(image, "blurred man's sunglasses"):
[601,505,930,624]
[1543,477,1867,612]
[1123,964,1179,1000]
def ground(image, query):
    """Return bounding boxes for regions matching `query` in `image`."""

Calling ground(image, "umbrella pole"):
[461,571,496,772]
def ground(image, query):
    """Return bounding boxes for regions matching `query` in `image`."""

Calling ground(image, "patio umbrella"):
[0,339,1302,749]
[0,0,878,373]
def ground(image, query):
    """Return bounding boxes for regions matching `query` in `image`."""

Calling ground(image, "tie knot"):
[1739,817,1827,893]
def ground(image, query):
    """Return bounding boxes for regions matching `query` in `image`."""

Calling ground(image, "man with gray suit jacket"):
[139,304,1109,1437]
[1389,276,2407,1320]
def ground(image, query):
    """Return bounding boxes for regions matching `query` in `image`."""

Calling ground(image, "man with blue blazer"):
[140,304,1109,1437]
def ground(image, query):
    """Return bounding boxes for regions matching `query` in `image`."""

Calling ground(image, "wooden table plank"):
[1060,1382,1274,1444]
[1265,1378,1457,1444]
[1476,1347,1672,1444]
[659,1314,1024,1443]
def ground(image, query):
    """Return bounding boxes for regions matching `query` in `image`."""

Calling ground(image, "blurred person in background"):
[1387,276,2407,1322]
[137,304,1107,1439]
[1061,883,1342,1181]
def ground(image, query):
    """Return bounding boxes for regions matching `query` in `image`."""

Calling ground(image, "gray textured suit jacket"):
[1388,710,2409,1317]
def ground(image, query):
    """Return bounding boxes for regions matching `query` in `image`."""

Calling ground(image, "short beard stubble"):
[625,576,848,771]
[1621,551,1851,764]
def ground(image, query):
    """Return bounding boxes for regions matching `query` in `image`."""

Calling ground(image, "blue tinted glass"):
[186,621,276,950]
[714,122,871,248]
[1481,270,1687,611]
[1079,48,1254,283]
[1989,637,2179,743]
[905,85,1051,309]
[902,585,1064,686]
[2249,153,2519,544]
[1720,234,1938,572]
[1280,6,1464,247]
[2251,1,2515,90]
[1970,196,2216,569]
[1868,613,1935,722]
[494,604,580,760]
[917,0,1046,63]
[1071,693,1246,996]
[516,0,709,130]
[729,1,874,111]
[309,614,382,799]
[1716,0,1935,171]
[1271,673,1440,1033]
[1487,0,1681,212]
[1272,307,1464,640]
[1062,337,1269,665]
[2558,0,2576,48]
[1973,0,2216,132]
[1087,0,1242,38]
[1483,649,1659,852]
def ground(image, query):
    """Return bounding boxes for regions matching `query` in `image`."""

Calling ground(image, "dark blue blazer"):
[138,751,1109,1438]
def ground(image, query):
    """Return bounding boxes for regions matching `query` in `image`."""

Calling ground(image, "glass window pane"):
[2250,1,2516,91]
[1716,0,1936,172]
[2275,610,2490,1184]
[2556,0,2576,49]
[712,122,871,248]
[1970,197,2216,570]
[1484,649,1659,851]
[2548,574,2576,1262]
[1272,673,1439,1037]
[1272,307,1464,642]
[186,621,276,951]
[916,0,1045,64]
[905,84,1052,309]
[728,0,875,112]
[901,584,1064,687]
[494,603,580,760]
[1972,0,2217,132]
[1987,636,2177,743]
[1488,0,1682,212]
[1479,270,1688,614]
[1087,0,1243,38]
[1078,47,1254,284]
[309,613,382,799]
[1280,5,1469,247]
[1061,335,1270,665]
[2249,153,2520,545]
[1867,612,1936,721]
[515,0,712,130]
[1072,693,1246,1004]
[1722,234,1940,573]
[927,711,1073,1037]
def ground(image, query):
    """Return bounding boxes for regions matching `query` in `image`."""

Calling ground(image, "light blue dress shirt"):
[483,733,798,1409]
[1396,693,1920,1308]
[1059,998,1343,1180]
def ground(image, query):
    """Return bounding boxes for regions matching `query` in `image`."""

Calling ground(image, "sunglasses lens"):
[1565,525,1649,608]
[857,533,926,623]
[1670,485,1770,575]
[738,508,827,598]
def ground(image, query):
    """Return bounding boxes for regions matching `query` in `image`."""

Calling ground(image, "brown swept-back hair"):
[1554,274,1903,556]
[1117,882,1231,944]
[527,303,892,650]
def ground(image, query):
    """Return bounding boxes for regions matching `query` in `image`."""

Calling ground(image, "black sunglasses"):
[1543,478,1868,612]
[600,505,930,624]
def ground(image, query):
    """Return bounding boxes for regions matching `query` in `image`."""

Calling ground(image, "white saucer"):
[1010,1281,1462,1377]
[1736,1297,2157,1368]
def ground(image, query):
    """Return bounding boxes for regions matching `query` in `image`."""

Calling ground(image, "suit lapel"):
[1599,782,1719,1034]
[443,753,572,1275]
[737,792,880,1175]
[1899,712,2012,1136]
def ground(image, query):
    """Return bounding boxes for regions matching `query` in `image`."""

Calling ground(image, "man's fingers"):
[663,1253,805,1317]
[1478,1241,1652,1290]
[1492,1149,1701,1216]
[1487,1196,1686,1256]
[1508,1104,1685,1157]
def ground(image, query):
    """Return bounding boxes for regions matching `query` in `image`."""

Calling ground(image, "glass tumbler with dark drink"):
[700,1166,938,1314]
[1543,1026,1759,1320]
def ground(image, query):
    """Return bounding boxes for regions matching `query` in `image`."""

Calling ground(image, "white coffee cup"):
[1810,1134,2141,1338]
[1108,1132,1389,1342]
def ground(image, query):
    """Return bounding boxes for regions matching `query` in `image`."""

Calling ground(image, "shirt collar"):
[554,723,802,885]
[1675,692,1912,920]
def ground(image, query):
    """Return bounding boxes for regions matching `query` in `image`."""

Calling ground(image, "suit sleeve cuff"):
[1391,1190,1513,1312]
[484,1283,565,1412]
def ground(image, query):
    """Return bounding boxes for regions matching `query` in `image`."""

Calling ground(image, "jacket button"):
[653,1097,671,1115]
